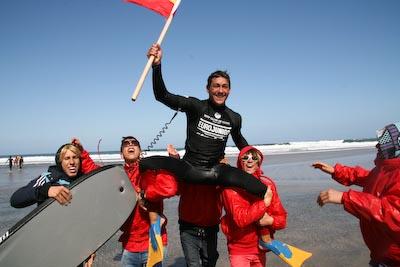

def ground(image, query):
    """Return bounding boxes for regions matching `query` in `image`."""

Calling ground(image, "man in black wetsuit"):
[142,44,270,267]
[141,43,268,197]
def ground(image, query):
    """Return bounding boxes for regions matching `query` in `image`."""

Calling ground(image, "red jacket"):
[80,150,100,174]
[119,163,177,252]
[178,183,222,227]
[220,146,287,255]
[333,158,400,265]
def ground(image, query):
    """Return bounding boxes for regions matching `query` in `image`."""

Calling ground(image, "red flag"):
[126,0,176,18]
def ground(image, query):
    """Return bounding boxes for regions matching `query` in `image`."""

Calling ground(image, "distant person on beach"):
[221,146,286,267]
[79,136,177,267]
[167,144,223,267]
[9,139,98,267]
[139,44,267,202]
[313,122,400,267]
[7,156,13,171]
[18,156,23,169]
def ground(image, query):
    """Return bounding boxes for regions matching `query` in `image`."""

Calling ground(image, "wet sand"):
[0,148,375,266]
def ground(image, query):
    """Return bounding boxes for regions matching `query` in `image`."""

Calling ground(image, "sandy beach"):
[0,147,375,266]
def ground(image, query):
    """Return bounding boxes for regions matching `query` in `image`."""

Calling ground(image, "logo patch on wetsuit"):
[197,118,231,140]
[214,112,221,119]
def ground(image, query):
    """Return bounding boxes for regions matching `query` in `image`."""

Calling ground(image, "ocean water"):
[0,139,376,166]
[0,146,377,267]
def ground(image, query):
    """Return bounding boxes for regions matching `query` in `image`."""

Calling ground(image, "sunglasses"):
[241,154,259,161]
[122,139,140,147]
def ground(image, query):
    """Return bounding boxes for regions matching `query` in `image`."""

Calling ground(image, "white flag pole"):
[131,0,181,101]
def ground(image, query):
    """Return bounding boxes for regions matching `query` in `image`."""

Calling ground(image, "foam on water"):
[0,140,376,166]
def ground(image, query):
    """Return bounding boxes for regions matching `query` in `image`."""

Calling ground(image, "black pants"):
[140,156,267,198]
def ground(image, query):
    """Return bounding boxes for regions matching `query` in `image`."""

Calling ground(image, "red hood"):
[236,146,264,178]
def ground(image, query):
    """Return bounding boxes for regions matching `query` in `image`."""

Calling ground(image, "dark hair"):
[206,70,231,89]
[120,136,141,152]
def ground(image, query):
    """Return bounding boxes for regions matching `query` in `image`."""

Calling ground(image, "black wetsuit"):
[140,64,267,198]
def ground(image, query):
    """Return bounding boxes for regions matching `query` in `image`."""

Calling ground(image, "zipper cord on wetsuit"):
[142,109,180,155]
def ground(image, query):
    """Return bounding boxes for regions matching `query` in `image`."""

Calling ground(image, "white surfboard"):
[0,165,136,267]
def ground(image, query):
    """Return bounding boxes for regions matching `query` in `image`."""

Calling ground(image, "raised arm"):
[71,138,100,173]
[148,44,197,112]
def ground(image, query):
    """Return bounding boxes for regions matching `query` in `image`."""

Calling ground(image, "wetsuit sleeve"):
[10,173,52,208]
[231,114,248,150]
[222,188,267,228]
[152,64,201,112]
[80,150,100,174]
[333,163,371,187]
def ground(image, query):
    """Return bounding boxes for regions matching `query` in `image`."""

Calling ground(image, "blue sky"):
[1,0,399,155]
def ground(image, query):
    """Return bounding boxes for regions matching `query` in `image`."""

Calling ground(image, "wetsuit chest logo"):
[197,115,232,140]
[214,112,221,119]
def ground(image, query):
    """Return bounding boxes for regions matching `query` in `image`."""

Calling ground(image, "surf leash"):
[97,138,104,166]
[142,110,180,156]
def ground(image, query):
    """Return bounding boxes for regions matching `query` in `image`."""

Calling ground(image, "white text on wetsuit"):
[197,117,232,140]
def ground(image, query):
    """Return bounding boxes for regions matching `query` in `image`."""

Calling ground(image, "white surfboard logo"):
[0,231,9,244]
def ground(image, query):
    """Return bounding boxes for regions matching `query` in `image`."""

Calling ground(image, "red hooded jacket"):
[333,157,400,265]
[220,146,287,255]
[119,163,178,252]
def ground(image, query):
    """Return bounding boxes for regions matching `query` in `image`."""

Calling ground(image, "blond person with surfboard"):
[9,139,99,267]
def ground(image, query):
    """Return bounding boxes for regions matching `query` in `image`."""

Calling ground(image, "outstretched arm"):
[313,161,370,187]
[343,186,400,233]
[317,189,344,206]
[312,162,334,175]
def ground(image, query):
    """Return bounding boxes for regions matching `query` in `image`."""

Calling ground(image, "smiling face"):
[240,151,260,175]
[61,149,81,178]
[121,138,141,163]
[207,76,230,106]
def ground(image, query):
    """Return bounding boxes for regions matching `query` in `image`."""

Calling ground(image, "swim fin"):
[259,239,312,267]
[146,215,163,267]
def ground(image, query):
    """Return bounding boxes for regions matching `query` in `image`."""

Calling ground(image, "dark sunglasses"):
[122,139,140,147]
[241,154,259,161]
